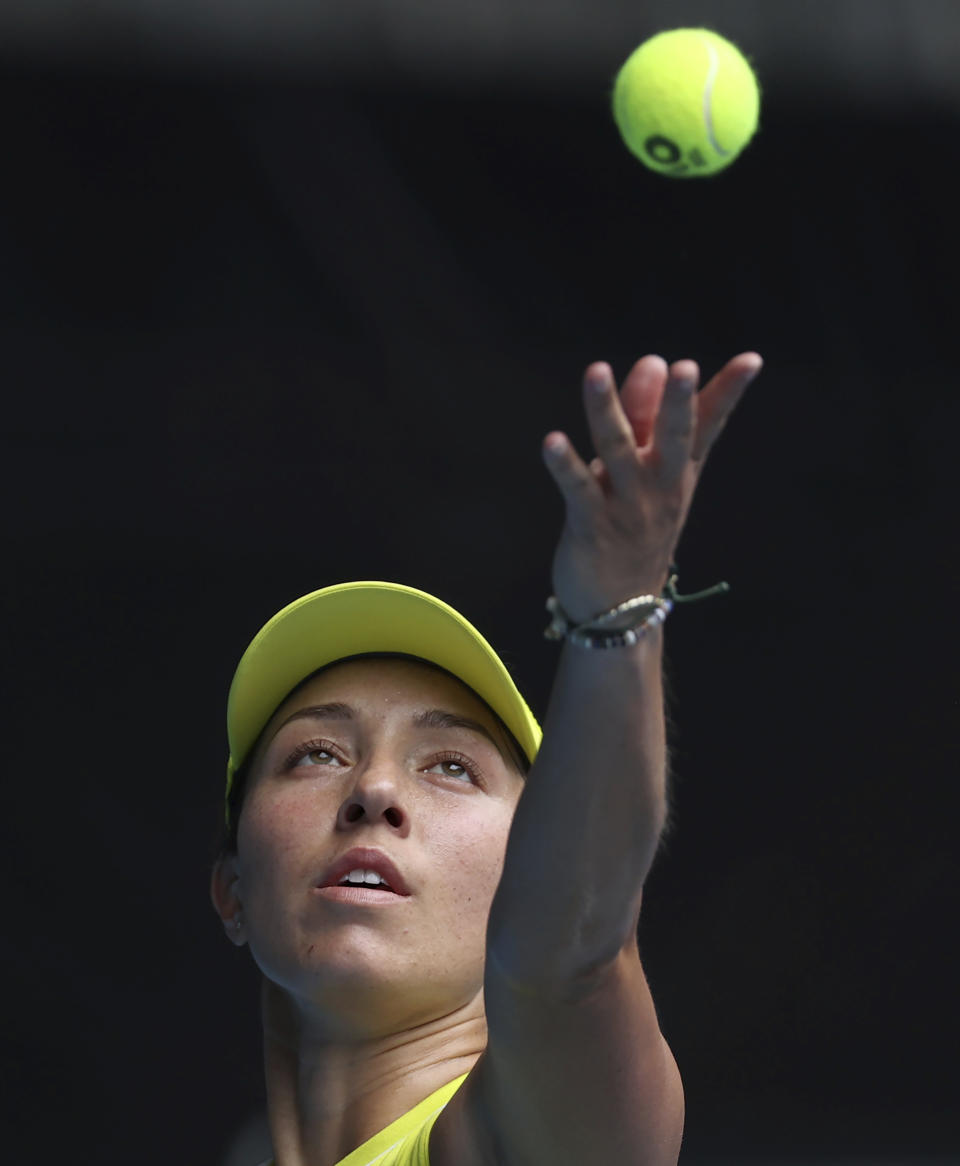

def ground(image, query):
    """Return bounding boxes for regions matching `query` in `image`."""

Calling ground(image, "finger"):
[651,359,699,481]
[692,352,763,463]
[618,354,669,450]
[542,431,604,528]
[582,362,643,496]
[589,455,613,494]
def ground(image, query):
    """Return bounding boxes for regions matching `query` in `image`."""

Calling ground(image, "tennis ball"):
[611,28,760,177]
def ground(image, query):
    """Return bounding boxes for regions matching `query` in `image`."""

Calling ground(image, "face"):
[212,657,525,1037]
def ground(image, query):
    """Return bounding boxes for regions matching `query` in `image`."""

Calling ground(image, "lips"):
[318,847,410,896]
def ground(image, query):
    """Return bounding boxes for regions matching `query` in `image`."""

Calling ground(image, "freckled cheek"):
[440,814,513,917]
[239,790,336,885]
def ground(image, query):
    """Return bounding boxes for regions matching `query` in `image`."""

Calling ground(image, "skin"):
[545,353,764,620]
[211,656,526,1166]
[212,350,764,1166]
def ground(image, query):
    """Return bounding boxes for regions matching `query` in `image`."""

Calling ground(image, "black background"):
[2,41,958,1166]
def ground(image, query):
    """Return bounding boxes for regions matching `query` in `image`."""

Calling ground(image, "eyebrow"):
[275,702,504,756]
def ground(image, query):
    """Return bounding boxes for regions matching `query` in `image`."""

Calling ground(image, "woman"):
[211,351,764,1166]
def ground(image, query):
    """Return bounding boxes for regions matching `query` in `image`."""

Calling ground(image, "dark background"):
[2,14,958,1166]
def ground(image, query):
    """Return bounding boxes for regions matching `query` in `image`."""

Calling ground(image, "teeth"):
[341,868,388,887]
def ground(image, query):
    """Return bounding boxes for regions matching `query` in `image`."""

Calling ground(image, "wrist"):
[544,593,672,648]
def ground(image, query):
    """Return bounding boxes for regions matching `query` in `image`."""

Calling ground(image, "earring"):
[234,916,242,931]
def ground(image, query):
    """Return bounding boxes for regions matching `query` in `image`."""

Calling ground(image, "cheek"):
[238,782,333,883]
[437,805,515,914]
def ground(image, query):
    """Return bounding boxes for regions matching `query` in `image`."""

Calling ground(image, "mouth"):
[317,848,411,897]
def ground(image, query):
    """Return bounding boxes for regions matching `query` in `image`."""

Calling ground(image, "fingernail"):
[589,374,608,396]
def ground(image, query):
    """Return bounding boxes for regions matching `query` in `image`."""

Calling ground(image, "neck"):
[260,976,486,1166]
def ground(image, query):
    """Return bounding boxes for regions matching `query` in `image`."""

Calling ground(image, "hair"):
[212,652,532,862]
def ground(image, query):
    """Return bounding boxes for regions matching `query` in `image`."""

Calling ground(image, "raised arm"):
[454,352,763,1166]
[489,351,763,978]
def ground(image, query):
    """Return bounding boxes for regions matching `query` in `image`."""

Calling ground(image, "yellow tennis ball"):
[611,28,760,177]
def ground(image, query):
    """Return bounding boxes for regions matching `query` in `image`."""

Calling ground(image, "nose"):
[335,765,410,834]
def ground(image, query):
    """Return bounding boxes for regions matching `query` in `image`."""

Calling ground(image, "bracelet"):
[543,566,731,650]
[544,594,672,648]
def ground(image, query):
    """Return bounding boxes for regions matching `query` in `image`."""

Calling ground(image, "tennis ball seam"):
[702,39,729,159]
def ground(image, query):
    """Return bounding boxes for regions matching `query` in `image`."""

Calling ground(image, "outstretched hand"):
[542,352,763,626]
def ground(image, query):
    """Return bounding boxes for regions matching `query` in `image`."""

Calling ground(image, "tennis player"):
[211,351,763,1166]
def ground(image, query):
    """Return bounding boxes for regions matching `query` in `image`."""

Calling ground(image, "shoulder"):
[430,944,684,1166]
[369,1074,474,1166]
[427,1067,502,1166]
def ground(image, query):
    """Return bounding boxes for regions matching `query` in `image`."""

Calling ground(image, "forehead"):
[268,656,503,737]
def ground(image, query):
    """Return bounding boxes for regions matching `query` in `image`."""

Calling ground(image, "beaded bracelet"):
[543,566,731,649]
[543,593,672,648]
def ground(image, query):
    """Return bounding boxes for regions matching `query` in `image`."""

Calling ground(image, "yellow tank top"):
[259,1073,469,1166]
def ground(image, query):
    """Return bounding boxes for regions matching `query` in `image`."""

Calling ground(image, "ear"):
[210,853,246,947]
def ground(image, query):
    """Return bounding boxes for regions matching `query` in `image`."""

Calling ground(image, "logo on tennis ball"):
[643,136,708,175]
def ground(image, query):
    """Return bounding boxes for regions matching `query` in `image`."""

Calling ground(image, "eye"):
[426,752,480,784]
[286,740,343,769]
